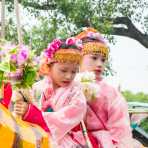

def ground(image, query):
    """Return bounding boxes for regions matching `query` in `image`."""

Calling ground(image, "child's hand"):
[83,88,92,101]
[13,100,29,117]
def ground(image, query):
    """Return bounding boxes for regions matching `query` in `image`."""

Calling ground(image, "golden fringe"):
[83,42,109,59]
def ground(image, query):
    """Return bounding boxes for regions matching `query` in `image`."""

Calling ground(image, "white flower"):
[75,72,100,101]
[74,71,96,83]
[82,83,100,101]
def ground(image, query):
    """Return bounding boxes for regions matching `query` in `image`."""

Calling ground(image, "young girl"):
[75,28,134,148]
[13,37,87,147]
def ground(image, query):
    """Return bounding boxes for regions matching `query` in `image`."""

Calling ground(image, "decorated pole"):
[13,0,24,118]
[81,121,93,148]
[14,0,23,45]
[0,0,5,39]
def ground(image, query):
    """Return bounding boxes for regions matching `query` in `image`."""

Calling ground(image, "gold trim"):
[82,42,109,59]
[53,49,82,64]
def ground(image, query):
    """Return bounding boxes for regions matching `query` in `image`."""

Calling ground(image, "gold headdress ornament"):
[39,37,82,75]
[76,27,109,59]
[53,48,81,63]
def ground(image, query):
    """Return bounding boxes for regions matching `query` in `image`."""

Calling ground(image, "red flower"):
[66,37,76,46]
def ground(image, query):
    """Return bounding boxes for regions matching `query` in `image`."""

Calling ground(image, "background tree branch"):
[4,0,148,49]
[111,17,148,48]
[21,2,56,10]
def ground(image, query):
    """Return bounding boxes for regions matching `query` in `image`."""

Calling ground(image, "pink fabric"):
[0,82,12,108]
[23,104,50,132]
[23,78,86,148]
[76,80,133,148]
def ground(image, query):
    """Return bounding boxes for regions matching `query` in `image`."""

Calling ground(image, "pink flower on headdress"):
[87,32,106,44]
[75,39,83,49]
[94,33,106,43]
[66,37,76,46]
[87,32,94,38]
[66,37,83,50]
[45,39,62,58]
[49,39,62,50]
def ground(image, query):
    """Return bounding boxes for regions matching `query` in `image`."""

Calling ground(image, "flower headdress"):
[76,27,109,60]
[39,37,82,75]
[44,37,82,64]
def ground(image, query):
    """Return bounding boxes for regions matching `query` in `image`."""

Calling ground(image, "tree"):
[0,0,6,39]
[4,0,148,49]
[122,90,148,103]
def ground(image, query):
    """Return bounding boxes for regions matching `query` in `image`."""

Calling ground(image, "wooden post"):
[0,0,5,39]
[14,0,23,45]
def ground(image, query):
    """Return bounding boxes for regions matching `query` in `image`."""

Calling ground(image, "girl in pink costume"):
[13,37,87,147]
[75,28,134,148]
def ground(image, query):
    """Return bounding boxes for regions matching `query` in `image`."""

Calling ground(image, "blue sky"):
[106,36,148,93]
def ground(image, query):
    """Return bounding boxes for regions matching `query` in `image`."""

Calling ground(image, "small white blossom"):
[75,72,100,101]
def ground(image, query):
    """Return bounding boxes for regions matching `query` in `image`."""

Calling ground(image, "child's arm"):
[12,91,50,133]
[23,103,50,132]
[23,87,86,141]
[43,95,86,141]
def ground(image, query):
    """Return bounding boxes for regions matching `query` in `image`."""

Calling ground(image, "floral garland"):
[86,31,106,44]
[44,37,83,59]
[76,27,107,44]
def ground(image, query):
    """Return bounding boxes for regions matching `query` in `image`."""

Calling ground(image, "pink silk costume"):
[23,77,87,147]
[74,79,134,148]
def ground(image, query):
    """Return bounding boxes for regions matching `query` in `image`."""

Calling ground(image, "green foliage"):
[29,17,59,55]
[0,71,4,87]
[21,65,36,88]
[140,118,148,133]
[5,19,18,43]
[4,0,148,53]
[122,91,148,103]
[122,90,148,132]
[6,0,148,35]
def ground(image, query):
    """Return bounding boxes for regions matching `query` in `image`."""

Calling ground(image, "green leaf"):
[9,47,17,54]
[10,63,16,71]
[21,66,37,88]
[0,62,10,72]
[0,71,4,87]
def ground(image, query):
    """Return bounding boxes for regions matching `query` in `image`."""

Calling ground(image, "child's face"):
[81,53,106,80]
[49,62,79,88]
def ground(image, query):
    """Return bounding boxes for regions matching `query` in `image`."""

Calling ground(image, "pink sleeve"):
[43,91,86,141]
[23,104,50,133]
[94,89,133,147]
